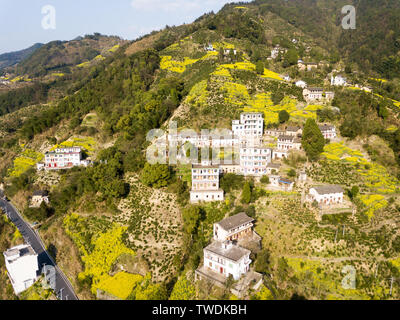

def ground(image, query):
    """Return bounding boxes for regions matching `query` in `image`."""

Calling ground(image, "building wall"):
[190,190,224,202]
[213,223,253,242]
[309,189,344,204]
[239,147,272,176]
[204,250,250,280]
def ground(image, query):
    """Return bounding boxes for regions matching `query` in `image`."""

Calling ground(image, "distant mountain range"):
[0,43,43,71]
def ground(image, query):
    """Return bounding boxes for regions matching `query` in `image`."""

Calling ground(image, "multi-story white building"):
[43,147,89,170]
[308,185,344,205]
[213,212,254,242]
[319,124,337,139]
[239,146,272,176]
[203,240,251,280]
[232,113,264,138]
[3,244,39,295]
[190,165,224,203]
[277,135,302,151]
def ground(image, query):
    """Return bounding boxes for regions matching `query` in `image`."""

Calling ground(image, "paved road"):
[0,192,78,300]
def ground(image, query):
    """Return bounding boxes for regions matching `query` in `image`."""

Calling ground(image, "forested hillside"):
[1,0,400,301]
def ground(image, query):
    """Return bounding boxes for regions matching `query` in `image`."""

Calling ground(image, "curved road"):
[0,193,78,300]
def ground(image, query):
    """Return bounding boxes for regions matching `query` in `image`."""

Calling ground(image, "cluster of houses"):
[37,147,91,171]
[162,112,338,204]
[3,244,39,295]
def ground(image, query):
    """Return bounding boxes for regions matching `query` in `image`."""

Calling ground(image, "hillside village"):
[1,1,400,301]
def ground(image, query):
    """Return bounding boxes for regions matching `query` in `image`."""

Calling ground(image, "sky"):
[0,0,250,54]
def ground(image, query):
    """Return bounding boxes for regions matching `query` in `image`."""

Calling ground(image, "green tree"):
[256,61,264,75]
[140,163,171,188]
[182,206,201,235]
[302,119,325,161]
[255,249,270,274]
[285,49,299,66]
[287,169,296,178]
[169,276,196,300]
[241,182,252,204]
[278,110,290,123]
[260,175,270,184]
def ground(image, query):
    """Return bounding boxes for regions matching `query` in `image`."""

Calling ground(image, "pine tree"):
[241,181,252,204]
[302,119,325,161]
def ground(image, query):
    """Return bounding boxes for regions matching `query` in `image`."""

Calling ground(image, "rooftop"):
[267,163,281,169]
[205,241,251,262]
[217,212,254,231]
[33,190,48,197]
[4,244,36,260]
[319,124,335,130]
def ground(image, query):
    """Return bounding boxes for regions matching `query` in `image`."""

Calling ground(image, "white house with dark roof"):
[319,124,337,139]
[30,190,49,208]
[303,87,323,101]
[3,244,39,295]
[213,212,254,242]
[266,163,281,175]
[286,125,303,137]
[277,135,302,151]
[203,240,251,280]
[309,185,344,205]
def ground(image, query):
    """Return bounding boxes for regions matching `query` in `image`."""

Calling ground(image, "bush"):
[260,175,270,184]
[140,163,171,188]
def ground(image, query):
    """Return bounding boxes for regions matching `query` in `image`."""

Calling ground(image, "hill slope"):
[0,43,43,72]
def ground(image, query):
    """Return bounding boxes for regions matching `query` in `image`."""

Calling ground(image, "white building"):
[30,190,49,208]
[331,75,347,86]
[190,165,224,203]
[213,212,254,242]
[270,176,295,191]
[286,126,303,137]
[43,147,89,170]
[303,87,323,101]
[239,146,272,176]
[266,163,281,175]
[295,80,307,88]
[3,244,39,295]
[319,124,337,139]
[203,240,251,281]
[309,185,344,205]
[232,113,264,138]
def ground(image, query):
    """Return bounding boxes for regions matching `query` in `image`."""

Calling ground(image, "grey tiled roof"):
[312,185,344,195]
[217,212,254,231]
[205,241,250,262]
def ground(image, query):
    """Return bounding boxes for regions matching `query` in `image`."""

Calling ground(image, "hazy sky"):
[0,0,250,54]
